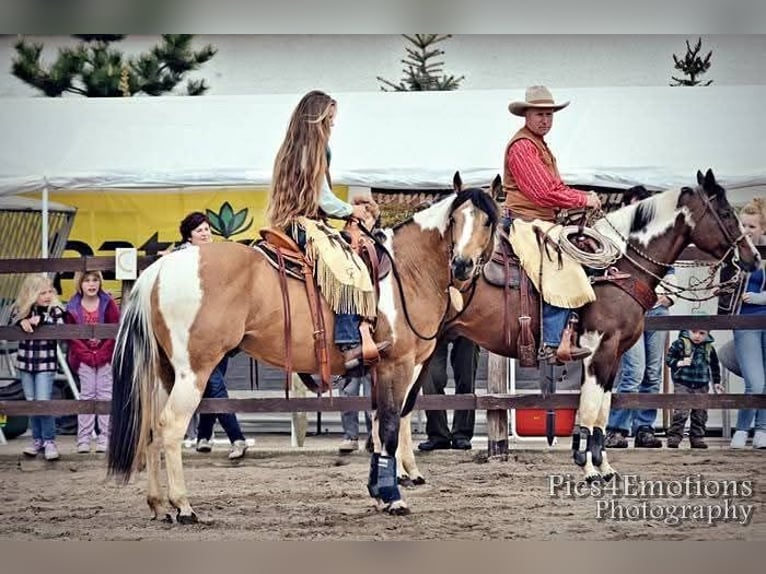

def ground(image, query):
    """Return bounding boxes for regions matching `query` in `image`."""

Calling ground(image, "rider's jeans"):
[608,305,669,435]
[542,303,569,347]
[335,314,361,346]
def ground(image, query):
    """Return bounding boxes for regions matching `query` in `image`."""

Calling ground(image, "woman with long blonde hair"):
[266,90,387,373]
[11,273,65,460]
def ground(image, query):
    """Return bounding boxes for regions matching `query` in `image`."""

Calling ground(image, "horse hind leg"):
[146,385,172,522]
[397,413,425,487]
[161,367,204,524]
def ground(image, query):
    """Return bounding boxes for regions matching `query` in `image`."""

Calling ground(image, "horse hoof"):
[398,476,415,488]
[601,471,615,483]
[411,476,426,486]
[585,473,601,484]
[160,513,173,524]
[176,511,199,525]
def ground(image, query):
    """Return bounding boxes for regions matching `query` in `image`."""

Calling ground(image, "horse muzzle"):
[451,257,475,281]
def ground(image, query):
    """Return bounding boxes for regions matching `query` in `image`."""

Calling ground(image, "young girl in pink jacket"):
[65,271,120,453]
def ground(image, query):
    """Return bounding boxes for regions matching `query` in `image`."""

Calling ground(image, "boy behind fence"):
[665,329,722,449]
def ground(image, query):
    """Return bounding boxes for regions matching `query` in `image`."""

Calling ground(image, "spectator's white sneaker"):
[196,438,213,453]
[730,430,748,449]
[228,440,247,460]
[338,438,359,454]
[753,430,766,449]
[43,440,60,461]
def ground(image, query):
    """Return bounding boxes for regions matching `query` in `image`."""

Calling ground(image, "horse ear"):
[453,171,463,193]
[696,170,704,186]
[704,168,717,189]
[490,174,502,200]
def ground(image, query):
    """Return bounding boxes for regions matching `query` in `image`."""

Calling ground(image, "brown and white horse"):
[108,173,499,521]
[396,169,761,485]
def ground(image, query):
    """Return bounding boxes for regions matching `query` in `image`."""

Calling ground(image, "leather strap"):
[276,248,293,398]
[592,270,658,311]
[302,262,331,393]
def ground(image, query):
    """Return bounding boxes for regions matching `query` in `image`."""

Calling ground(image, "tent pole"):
[42,185,49,259]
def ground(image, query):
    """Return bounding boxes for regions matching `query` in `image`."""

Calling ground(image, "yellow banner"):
[26,186,349,299]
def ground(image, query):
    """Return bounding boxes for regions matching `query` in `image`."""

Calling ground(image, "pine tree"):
[377,34,465,91]
[670,37,713,87]
[11,35,217,97]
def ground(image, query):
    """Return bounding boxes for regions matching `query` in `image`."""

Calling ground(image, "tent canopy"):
[1,86,764,195]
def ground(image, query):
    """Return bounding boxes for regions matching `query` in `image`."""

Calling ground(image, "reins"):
[597,187,746,302]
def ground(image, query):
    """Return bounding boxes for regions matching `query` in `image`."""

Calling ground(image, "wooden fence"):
[2,250,766,446]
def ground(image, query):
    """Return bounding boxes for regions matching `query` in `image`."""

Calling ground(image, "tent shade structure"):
[1,86,764,197]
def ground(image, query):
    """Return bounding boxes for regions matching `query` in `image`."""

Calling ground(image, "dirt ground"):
[0,438,763,541]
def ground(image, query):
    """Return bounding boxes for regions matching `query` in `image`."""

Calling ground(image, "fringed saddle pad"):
[298,217,377,319]
[508,219,596,309]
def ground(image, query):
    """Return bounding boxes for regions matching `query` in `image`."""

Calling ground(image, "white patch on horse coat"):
[413,192,457,235]
[400,364,423,416]
[377,229,399,343]
[453,203,475,255]
[595,189,689,252]
[578,330,605,423]
[156,247,205,411]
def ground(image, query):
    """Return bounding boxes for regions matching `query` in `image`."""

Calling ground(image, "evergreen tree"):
[670,37,713,87]
[377,34,465,91]
[12,35,217,97]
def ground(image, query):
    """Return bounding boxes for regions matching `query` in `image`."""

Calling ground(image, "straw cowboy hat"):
[508,85,570,116]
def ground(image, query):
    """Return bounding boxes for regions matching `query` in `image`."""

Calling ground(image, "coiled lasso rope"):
[556,224,622,269]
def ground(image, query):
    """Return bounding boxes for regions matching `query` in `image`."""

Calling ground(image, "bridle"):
[599,185,748,302]
[358,198,493,340]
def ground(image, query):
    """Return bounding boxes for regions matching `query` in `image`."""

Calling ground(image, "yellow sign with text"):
[26,185,349,300]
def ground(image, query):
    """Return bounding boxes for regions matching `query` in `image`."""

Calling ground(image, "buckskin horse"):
[395,169,760,486]
[107,172,499,522]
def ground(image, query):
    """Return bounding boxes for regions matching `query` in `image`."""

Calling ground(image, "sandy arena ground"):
[0,435,763,541]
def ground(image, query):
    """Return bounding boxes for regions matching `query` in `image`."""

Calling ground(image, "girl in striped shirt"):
[12,273,65,460]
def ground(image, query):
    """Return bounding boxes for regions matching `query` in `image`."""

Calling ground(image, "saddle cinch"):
[255,223,392,393]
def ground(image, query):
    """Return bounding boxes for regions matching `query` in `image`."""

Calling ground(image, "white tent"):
[1,85,765,196]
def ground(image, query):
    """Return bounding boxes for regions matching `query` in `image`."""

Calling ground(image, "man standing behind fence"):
[418,335,480,451]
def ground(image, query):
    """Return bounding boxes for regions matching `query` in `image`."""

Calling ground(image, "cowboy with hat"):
[502,85,601,364]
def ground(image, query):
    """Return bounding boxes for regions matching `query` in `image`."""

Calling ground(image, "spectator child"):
[65,270,120,453]
[11,273,66,460]
[665,329,722,449]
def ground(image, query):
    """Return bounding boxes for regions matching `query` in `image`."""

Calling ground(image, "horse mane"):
[596,186,686,248]
[391,186,498,232]
[452,187,499,227]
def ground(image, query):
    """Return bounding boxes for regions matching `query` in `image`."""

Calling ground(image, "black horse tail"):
[107,262,164,484]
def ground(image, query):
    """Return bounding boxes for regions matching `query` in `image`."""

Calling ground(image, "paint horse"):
[108,172,499,521]
[395,169,760,485]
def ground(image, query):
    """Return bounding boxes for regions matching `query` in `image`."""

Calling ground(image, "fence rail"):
[2,393,765,417]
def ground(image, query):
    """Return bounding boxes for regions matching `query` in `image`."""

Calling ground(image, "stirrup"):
[343,341,392,370]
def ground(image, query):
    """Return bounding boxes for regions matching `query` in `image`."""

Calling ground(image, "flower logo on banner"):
[206,202,253,240]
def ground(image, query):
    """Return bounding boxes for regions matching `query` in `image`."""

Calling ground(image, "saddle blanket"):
[298,216,376,319]
[508,219,596,309]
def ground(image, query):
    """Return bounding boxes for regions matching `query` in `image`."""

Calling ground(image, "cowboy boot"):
[342,341,392,371]
[554,312,591,363]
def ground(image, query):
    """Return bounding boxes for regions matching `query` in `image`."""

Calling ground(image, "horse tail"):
[107,261,164,484]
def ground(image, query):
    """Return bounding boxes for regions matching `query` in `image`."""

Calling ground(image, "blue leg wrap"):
[591,427,604,467]
[368,454,400,503]
[367,453,380,498]
[572,425,591,467]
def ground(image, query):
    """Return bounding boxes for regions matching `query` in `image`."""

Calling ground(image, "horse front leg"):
[573,374,605,483]
[595,390,617,482]
[397,413,425,486]
[161,374,203,524]
[367,372,409,515]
